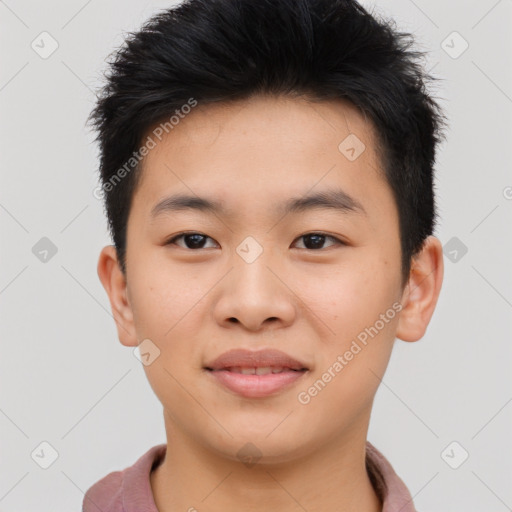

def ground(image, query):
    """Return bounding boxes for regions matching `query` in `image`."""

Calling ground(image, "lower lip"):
[207,369,307,398]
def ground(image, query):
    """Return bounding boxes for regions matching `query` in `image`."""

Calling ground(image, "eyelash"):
[164,231,346,250]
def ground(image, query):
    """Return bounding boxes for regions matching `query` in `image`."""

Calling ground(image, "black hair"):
[88,0,447,287]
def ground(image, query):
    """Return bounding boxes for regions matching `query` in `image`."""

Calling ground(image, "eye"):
[165,231,345,251]
[165,232,218,250]
[292,232,345,250]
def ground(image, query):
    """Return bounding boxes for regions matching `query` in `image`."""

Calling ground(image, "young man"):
[85,0,446,510]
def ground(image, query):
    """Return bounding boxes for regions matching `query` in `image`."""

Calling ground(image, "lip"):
[204,348,309,371]
[204,348,309,399]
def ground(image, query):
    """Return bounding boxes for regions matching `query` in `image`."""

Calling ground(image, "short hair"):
[88,0,447,287]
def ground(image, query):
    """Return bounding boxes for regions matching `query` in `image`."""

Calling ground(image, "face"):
[99,94,443,463]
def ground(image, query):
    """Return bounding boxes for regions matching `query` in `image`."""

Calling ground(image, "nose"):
[212,254,297,332]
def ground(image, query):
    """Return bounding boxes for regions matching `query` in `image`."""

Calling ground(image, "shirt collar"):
[121,441,417,512]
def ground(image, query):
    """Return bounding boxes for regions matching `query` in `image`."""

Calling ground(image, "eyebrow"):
[150,188,367,220]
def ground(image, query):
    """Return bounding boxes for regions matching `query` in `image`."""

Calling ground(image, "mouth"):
[205,366,306,374]
[203,349,309,398]
[204,348,309,372]
[205,367,308,398]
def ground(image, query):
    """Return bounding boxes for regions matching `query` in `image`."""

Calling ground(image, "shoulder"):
[82,469,123,512]
[82,444,167,512]
[366,441,418,512]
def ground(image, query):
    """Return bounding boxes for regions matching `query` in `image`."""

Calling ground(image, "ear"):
[97,245,138,347]
[396,236,444,342]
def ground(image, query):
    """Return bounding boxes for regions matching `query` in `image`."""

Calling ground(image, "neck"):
[150,413,382,512]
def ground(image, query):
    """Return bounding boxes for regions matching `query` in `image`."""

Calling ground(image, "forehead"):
[142,94,379,163]
[131,94,394,226]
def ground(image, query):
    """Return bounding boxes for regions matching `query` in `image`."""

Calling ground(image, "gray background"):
[1,0,511,510]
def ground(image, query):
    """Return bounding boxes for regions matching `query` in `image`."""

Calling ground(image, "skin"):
[98,94,444,512]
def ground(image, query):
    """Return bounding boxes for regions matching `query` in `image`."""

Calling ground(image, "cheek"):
[295,262,379,325]
[128,262,207,340]
[296,256,400,349]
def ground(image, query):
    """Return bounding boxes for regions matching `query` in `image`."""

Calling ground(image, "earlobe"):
[97,245,139,347]
[395,236,444,342]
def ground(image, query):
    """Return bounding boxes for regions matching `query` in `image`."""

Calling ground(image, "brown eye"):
[293,233,344,250]
[166,232,217,249]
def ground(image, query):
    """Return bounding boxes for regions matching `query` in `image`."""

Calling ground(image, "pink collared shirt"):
[82,441,417,512]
